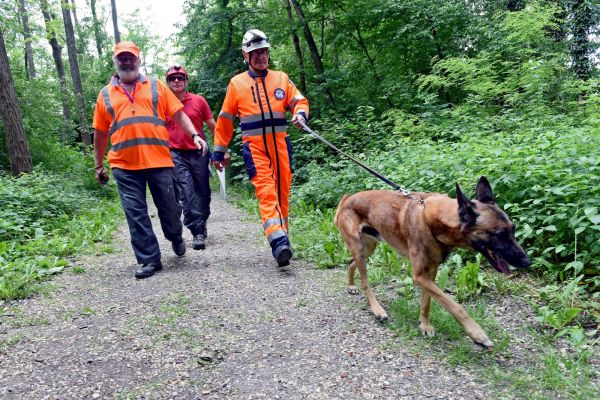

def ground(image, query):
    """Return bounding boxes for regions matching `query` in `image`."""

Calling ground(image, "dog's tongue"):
[492,253,511,275]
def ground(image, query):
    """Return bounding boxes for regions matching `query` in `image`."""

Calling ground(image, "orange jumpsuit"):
[213,69,309,249]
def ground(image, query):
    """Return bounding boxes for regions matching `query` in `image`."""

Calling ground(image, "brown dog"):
[334,176,531,348]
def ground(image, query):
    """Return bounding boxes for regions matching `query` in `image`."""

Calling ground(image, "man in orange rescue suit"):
[93,41,208,279]
[212,29,309,268]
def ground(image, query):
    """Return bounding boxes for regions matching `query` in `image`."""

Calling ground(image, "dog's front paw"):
[466,324,493,349]
[419,321,435,337]
[347,286,359,295]
[375,313,389,323]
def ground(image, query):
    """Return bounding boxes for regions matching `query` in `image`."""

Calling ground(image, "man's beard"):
[116,66,139,83]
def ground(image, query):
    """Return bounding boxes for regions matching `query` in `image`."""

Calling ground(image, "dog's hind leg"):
[347,235,377,295]
[353,236,387,321]
[418,265,438,337]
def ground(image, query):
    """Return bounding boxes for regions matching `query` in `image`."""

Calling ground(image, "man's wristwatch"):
[192,133,199,139]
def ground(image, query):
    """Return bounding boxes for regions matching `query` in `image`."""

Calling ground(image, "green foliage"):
[0,168,120,301]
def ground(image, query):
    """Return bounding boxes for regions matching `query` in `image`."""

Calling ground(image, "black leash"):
[299,121,423,204]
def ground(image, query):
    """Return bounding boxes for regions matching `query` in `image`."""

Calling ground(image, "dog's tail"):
[334,194,350,227]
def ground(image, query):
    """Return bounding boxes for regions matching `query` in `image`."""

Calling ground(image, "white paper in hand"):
[217,168,227,200]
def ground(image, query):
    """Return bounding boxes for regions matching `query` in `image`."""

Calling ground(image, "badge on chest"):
[274,88,285,100]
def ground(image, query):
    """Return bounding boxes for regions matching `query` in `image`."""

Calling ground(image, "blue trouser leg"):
[146,167,183,243]
[171,150,211,236]
[112,168,161,264]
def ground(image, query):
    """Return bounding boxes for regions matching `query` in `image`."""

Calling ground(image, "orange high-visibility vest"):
[93,75,183,170]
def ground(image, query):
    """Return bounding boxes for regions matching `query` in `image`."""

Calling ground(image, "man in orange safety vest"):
[93,41,208,279]
[212,29,309,268]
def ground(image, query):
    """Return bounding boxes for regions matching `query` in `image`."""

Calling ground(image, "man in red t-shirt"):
[165,65,220,250]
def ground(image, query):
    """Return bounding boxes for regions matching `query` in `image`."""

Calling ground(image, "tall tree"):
[284,0,307,94]
[61,0,90,145]
[333,0,393,108]
[0,28,33,175]
[110,0,121,43]
[67,0,84,54]
[568,0,595,81]
[18,0,36,80]
[89,0,103,56]
[40,0,72,139]
[289,0,335,105]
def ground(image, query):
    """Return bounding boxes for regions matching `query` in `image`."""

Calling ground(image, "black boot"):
[135,261,163,279]
[273,244,293,267]
[171,237,186,256]
[192,233,206,250]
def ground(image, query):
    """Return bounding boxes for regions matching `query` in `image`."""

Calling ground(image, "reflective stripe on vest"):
[102,78,167,136]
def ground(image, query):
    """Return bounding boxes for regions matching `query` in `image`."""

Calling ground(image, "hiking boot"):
[192,233,206,250]
[135,261,163,279]
[172,237,186,256]
[273,244,293,267]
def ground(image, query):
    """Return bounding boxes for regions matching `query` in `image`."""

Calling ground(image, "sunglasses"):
[168,75,187,82]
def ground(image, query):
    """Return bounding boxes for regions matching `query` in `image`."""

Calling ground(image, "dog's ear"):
[475,176,495,205]
[456,183,477,230]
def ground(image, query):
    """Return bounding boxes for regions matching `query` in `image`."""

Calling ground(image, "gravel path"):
[0,195,494,399]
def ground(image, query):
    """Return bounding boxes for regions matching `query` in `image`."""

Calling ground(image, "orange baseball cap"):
[113,41,140,58]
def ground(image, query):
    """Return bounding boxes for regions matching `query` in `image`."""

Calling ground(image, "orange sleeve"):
[214,81,238,153]
[286,75,309,119]
[92,89,110,132]
[159,79,184,118]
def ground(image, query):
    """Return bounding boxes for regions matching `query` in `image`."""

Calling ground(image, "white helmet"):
[242,29,271,52]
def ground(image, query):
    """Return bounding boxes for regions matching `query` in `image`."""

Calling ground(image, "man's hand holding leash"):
[291,113,306,129]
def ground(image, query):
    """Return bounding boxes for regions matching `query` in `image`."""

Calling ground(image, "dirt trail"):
[0,196,491,399]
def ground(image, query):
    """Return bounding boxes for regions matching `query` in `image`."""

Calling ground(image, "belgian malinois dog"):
[334,176,531,348]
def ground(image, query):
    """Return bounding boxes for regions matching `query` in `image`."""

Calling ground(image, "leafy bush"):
[0,168,120,301]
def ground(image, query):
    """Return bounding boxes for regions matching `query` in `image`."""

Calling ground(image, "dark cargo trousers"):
[171,149,211,237]
[112,167,183,264]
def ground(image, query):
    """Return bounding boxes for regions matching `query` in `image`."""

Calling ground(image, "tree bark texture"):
[111,0,121,44]
[0,29,33,175]
[62,0,90,145]
[289,0,335,106]
[569,0,593,80]
[40,0,72,139]
[284,0,307,94]
[90,0,103,56]
[18,0,36,80]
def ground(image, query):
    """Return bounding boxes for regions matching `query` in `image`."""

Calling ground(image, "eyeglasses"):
[168,75,187,82]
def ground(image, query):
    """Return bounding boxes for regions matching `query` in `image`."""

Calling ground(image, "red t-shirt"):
[167,92,213,150]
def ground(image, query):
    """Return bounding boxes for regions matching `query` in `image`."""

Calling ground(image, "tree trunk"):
[507,0,525,11]
[333,0,393,108]
[89,0,103,56]
[40,0,72,140]
[285,0,307,94]
[0,29,33,175]
[289,0,335,106]
[569,0,593,81]
[18,0,36,80]
[110,0,121,44]
[222,0,232,50]
[68,0,84,54]
[61,0,90,145]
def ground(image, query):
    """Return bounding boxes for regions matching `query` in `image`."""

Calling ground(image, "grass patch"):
[0,170,122,301]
